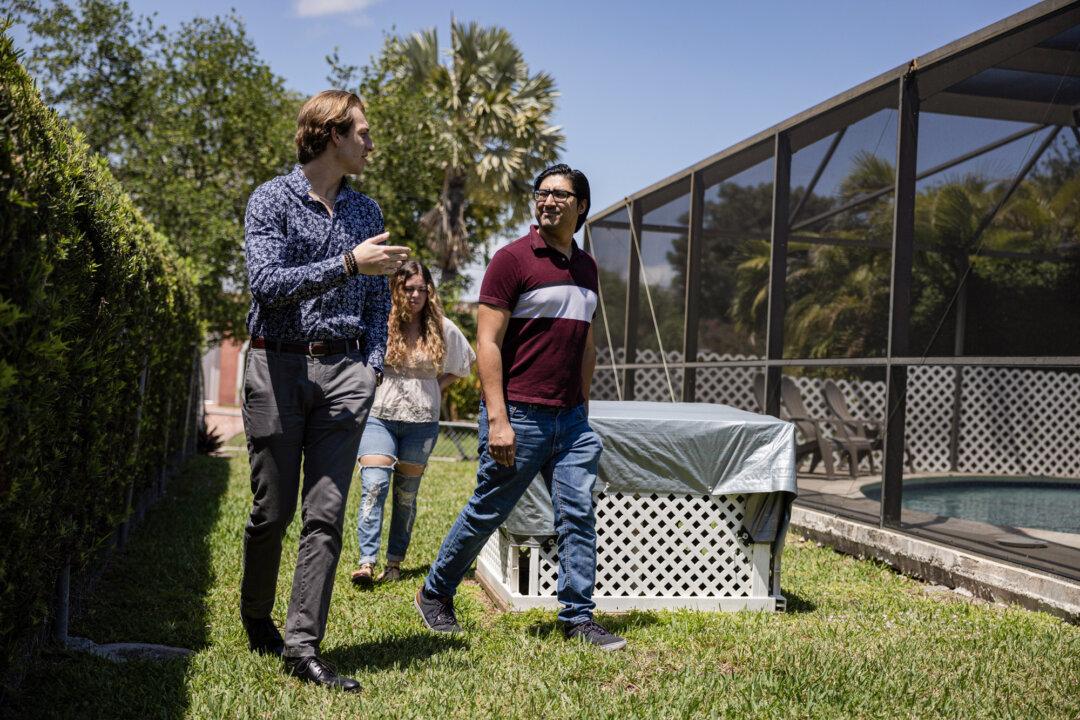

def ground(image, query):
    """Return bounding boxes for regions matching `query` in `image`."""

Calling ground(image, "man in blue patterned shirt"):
[239,89,409,693]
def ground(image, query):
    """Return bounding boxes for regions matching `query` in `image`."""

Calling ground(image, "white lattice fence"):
[786,374,886,470]
[907,366,955,472]
[591,350,1080,478]
[476,491,779,612]
[591,367,621,401]
[692,353,762,411]
[802,366,1080,476]
[592,347,625,401]
[632,349,684,402]
[958,366,1080,477]
[591,349,764,410]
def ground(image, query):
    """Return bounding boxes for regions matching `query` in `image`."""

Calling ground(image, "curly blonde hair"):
[384,261,446,370]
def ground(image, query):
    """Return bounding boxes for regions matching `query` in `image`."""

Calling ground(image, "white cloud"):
[295,0,379,19]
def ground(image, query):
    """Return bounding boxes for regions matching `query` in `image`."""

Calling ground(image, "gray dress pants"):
[240,346,376,658]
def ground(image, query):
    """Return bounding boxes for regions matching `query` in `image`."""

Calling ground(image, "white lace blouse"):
[370,317,476,423]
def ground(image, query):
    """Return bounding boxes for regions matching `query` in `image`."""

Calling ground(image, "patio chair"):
[822,380,880,441]
[783,376,884,478]
[777,376,837,479]
[754,373,824,473]
[822,380,914,472]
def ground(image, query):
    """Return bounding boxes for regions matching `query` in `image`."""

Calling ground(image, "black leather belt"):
[251,336,361,357]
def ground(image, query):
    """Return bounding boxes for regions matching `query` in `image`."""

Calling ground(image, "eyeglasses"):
[403,285,429,295]
[533,188,578,203]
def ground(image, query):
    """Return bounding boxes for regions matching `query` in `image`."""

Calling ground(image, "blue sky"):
[117,0,1034,212]
[18,0,1041,293]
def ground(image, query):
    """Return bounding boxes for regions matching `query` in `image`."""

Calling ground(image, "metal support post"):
[882,71,919,528]
[622,200,642,400]
[682,172,705,402]
[764,132,792,418]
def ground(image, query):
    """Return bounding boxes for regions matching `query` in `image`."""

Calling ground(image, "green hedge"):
[0,33,202,678]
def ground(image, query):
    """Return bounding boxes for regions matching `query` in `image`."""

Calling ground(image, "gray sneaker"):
[414,587,462,634]
[563,619,626,651]
[377,564,401,583]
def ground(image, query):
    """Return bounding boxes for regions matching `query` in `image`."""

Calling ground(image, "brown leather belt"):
[251,336,361,357]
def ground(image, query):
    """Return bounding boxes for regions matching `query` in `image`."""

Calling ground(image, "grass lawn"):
[5,444,1079,719]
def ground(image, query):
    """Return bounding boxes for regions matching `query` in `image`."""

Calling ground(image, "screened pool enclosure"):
[583,0,1080,578]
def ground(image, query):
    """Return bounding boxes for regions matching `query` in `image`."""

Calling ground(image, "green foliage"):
[437,304,480,420]
[19,0,298,340]
[594,267,627,353]
[329,26,555,296]
[0,31,201,679]
[720,151,1080,360]
[327,40,447,268]
[443,365,482,421]
[384,21,564,288]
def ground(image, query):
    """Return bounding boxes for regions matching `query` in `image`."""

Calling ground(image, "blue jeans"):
[424,401,603,625]
[356,417,441,565]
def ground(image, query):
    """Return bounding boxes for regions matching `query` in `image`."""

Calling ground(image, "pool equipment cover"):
[503,400,798,540]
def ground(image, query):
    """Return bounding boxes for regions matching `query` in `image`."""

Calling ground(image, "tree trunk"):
[421,166,469,286]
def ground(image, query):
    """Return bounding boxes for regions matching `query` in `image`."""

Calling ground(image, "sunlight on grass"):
[6,452,1079,719]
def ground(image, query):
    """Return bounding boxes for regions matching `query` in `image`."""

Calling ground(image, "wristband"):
[343,250,358,276]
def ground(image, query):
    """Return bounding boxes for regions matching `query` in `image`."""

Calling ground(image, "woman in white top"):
[351,261,475,585]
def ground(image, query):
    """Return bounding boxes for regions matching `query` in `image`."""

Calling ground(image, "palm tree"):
[730,151,897,358]
[393,20,564,284]
[728,146,1080,359]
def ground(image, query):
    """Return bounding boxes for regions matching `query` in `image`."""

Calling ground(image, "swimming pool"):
[861,477,1080,534]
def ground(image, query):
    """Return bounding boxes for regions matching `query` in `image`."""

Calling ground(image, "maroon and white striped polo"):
[478,226,599,407]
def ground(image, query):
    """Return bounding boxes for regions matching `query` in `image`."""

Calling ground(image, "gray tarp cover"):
[503,400,798,540]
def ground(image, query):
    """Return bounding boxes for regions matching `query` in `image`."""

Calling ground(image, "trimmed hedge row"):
[0,33,202,678]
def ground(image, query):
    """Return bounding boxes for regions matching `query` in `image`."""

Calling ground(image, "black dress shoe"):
[285,655,361,693]
[242,614,284,657]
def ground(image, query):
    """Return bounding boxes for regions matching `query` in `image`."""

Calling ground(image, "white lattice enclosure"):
[592,348,1080,478]
[476,491,782,612]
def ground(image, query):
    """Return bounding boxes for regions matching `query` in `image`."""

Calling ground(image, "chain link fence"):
[432,421,480,461]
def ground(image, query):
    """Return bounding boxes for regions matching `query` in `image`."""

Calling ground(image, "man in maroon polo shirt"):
[415,164,626,651]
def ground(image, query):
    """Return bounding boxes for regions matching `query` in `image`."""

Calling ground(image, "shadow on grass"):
[324,632,467,674]
[346,566,429,592]
[2,454,231,720]
[526,610,662,639]
[387,567,429,582]
[782,591,817,613]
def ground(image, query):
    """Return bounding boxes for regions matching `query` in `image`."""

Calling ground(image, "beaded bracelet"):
[343,250,358,276]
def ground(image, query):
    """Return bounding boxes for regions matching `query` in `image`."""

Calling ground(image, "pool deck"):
[792,471,1080,588]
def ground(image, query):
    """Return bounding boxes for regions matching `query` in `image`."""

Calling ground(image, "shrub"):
[0,31,202,679]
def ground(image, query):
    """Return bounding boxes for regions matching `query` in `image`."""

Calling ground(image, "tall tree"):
[326,40,446,269]
[15,0,160,159]
[392,20,564,286]
[724,150,1080,360]
[128,14,300,338]
[15,0,298,340]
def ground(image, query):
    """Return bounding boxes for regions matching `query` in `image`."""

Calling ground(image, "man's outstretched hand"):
[351,232,410,275]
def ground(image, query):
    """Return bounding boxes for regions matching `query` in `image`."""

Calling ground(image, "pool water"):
[862,479,1080,534]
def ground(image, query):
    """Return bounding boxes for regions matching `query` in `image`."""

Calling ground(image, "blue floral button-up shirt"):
[244,165,391,370]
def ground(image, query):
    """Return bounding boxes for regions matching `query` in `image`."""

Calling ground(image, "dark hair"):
[295,90,366,164]
[533,163,591,232]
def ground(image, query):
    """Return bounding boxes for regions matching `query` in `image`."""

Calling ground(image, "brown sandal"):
[350,563,374,587]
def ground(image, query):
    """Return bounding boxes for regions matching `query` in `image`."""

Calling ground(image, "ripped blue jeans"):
[356,417,441,565]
